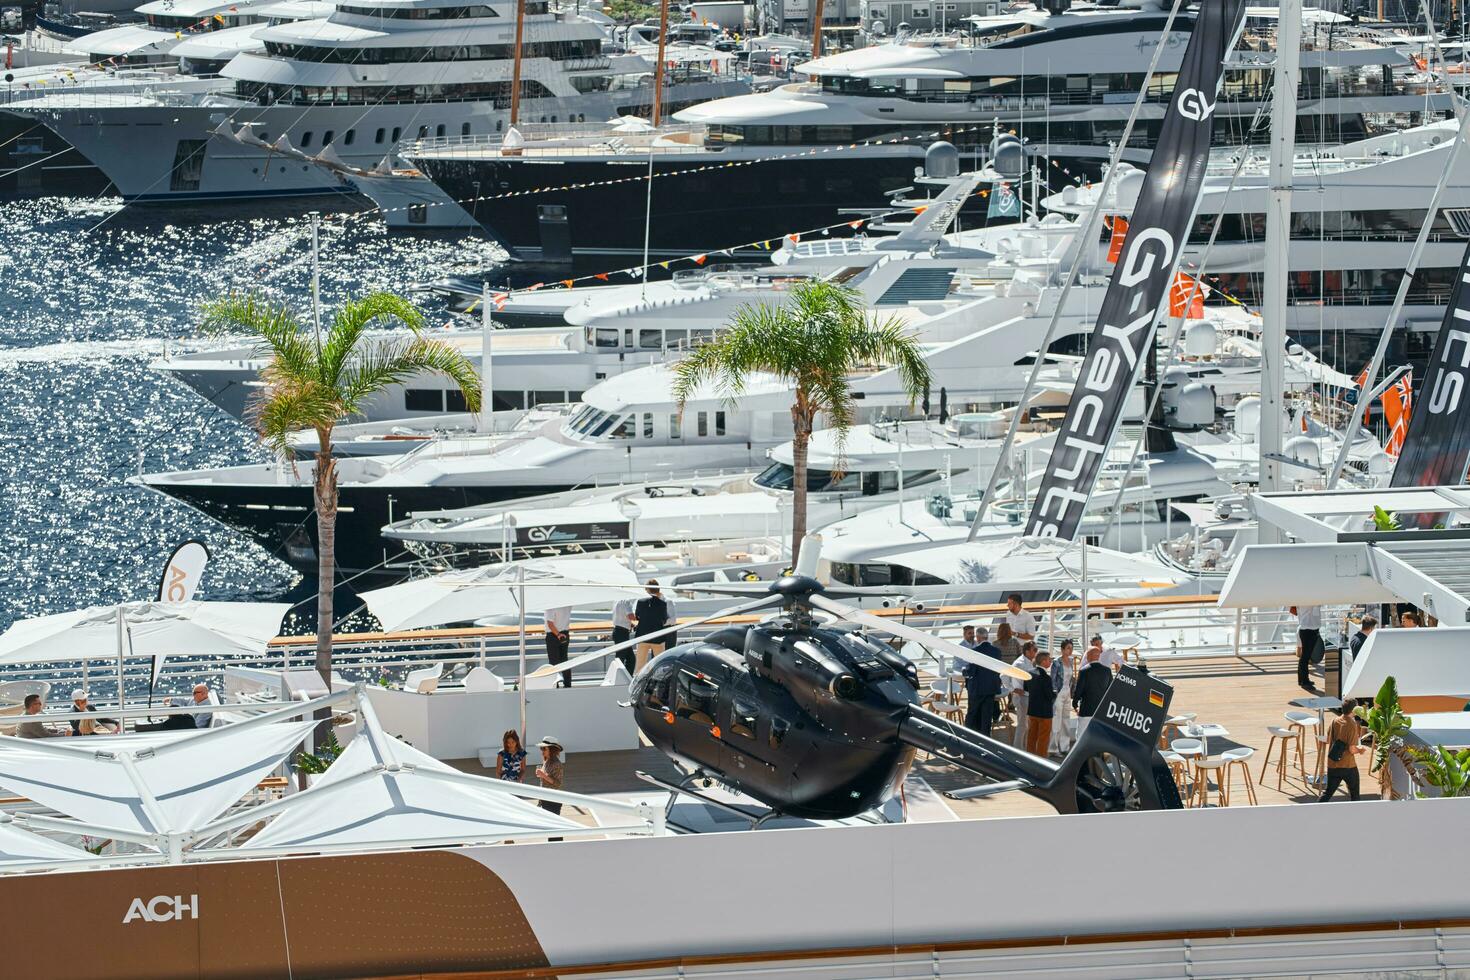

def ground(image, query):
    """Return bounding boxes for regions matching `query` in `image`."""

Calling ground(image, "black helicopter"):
[534,539,1183,820]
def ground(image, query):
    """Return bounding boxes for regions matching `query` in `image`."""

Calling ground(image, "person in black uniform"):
[961,626,1004,737]
[1072,646,1113,738]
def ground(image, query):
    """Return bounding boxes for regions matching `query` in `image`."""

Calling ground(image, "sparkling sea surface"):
[0,196,499,634]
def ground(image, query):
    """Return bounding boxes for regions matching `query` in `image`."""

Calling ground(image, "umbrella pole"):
[114,607,127,714]
[517,564,527,743]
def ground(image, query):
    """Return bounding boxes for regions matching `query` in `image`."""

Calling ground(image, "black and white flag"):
[1391,240,1470,491]
[1025,0,1246,540]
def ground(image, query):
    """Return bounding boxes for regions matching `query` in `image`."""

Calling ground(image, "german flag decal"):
[1148,690,1166,708]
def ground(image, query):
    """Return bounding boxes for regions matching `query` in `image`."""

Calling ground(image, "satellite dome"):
[924,141,960,179]
[1174,383,1215,427]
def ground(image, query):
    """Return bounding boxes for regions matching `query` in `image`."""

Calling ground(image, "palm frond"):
[252,379,343,459]
[201,292,316,383]
[338,336,481,417]
[319,292,426,387]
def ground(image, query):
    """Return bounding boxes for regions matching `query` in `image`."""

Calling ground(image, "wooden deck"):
[449,654,1374,827]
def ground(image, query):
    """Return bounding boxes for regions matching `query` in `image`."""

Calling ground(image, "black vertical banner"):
[1025,0,1246,541]
[1391,240,1470,491]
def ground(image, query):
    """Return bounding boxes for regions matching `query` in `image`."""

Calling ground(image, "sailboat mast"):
[811,0,826,58]
[509,0,527,126]
[1260,0,1300,520]
[652,0,671,125]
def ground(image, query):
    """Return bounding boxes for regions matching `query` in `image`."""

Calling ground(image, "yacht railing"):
[0,594,1330,705]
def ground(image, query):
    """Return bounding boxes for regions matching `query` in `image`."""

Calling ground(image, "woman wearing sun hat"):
[535,736,565,815]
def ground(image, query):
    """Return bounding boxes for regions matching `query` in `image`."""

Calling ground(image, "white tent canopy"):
[1343,626,1470,700]
[0,600,289,692]
[0,816,97,868]
[0,718,315,838]
[237,707,582,851]
[879,538,1186,596]
[361,557,644,632]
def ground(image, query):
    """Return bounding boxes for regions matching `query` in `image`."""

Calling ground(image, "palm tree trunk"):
[312,433,338,753]
[790,399,812,567]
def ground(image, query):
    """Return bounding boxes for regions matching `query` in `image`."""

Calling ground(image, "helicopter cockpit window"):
[675,670,719,726]
[643,663,675,710]
[730,700,758,738]
[769,716,790,749]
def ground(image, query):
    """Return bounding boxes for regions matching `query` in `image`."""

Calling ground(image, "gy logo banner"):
[124,894,199,924]
[1175,88,1217,121]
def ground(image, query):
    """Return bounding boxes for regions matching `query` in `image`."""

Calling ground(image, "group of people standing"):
[542,580,680,687]
[958,594,1126,760]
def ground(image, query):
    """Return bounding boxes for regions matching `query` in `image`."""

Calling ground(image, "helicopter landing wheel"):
[1075,752,1144,813]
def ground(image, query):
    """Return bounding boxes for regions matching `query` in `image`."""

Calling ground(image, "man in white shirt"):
[1004,593,1037,644]
[1090,634,1124,672]
[1292,604,1322,692]
[1008,641,1037,749]
[543,606,572,688]
[611,598,635,675]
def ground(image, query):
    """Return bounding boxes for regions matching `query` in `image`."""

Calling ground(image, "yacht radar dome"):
[924,141,960,179]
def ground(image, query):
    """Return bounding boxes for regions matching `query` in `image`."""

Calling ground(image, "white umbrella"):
[0,601,290,709]
[361,557,646,739]
[360,557,645,632]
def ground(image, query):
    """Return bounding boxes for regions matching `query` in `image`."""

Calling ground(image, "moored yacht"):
[16,0,752,203]
[408,1,1447,258]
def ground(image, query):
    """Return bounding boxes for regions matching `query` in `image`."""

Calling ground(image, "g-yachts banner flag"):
[1392,241,1470,490]
[1024,0,1245,541]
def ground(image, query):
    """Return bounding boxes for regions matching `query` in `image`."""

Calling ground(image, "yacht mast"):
[478,281,494,435]
[651,0,671,125]
[1258,0,1300,534]
[811,0,826,57]
[509,0,527,125]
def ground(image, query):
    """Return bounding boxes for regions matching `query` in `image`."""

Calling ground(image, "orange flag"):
[1353,366,1372,425]
[1382,373,1413,457]
[1105,215,1129,264]
[1167,272,1205,318]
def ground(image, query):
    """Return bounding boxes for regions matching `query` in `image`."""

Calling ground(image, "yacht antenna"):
[652,0,671,125]
[509,0,526,125]
[1258,0,1301,534]
[310,211,322,355]
[477,281,494,435]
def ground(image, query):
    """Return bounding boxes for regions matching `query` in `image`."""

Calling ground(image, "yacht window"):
[446,390,469,412]
[623,329,634,348]
[408,204,428,224]
[715,411,726,436]
[754,463,837,492]
[343,129,355,146]
[611,416,636,439]
[643,413,654,439]
[670,414,681,439]
[496,120,503,132]
[391,127,402,142]
[436,124,446,137]
[638,329,662,349]
[593,328,620,348]
[697,412,708,437]
[567,391,583,403]
[375,127,386,143]
[532,390,563,407]
[589,412,619,437]
[491,391,525,411]
[323,130,334,146]
[418,125,429,139]
[731,700,758,738]
[300,131,313,148]
[688,328,715,347]
[674,671,719,726]
[405,389,443,412]
[461,122,471,136]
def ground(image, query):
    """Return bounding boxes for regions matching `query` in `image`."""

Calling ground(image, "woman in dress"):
[495,729,527,782]
[1049,639,1077,756]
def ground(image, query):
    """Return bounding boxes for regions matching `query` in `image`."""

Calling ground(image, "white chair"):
[601,661,632,686]
[463,667,504,693]
[0,680,50,705]
[525,672,560,691]
[1219,747,1258,806]
[1261,725,1302,791]
[1284,710,1319,783]
[403,662,443,695]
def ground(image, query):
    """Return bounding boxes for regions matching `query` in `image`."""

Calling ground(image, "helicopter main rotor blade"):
[807,594,1031,681]
[526,593,784,679]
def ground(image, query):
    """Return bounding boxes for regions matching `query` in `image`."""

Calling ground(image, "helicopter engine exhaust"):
[899,665,1184,814]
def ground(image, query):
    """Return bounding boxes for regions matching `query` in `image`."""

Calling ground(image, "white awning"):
[1217,543,1402,608]
[880,538,1185,595]
[239,718,580,851]
[362,557,643,631]
[0,817,96,868]
[1343,627,1470,700]
[0,600,288,665]
[0,720,314,836]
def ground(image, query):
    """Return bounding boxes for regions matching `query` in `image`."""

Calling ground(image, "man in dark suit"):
[1072,646,1113,738]
[1349,616,1377,657]
[961,626,1004,737]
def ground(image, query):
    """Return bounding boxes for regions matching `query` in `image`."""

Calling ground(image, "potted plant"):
[1413,745,1470,798]
[1355,676,1418,799]
[295,730,344,787]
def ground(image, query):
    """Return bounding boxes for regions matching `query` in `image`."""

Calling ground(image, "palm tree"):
[1356,676,1417,799]
[671,281,931,566]
[203,291,481,688]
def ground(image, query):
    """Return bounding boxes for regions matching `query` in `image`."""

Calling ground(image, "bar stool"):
[1170,738,1204,806]
[1284,710,1319,784]
[1219,747,1258,806]
[1312,732,1331,785]
[1261,726,1302,791]
[1192,755,1232,807]
[1163,712,1198,747]
[1160,749,1190,799]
